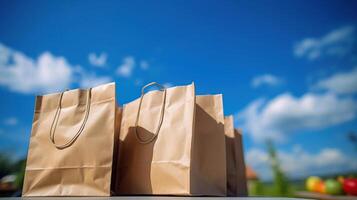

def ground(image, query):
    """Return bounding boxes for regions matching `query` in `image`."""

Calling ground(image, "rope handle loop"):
[49,88,92,149]
[135,82,166,144]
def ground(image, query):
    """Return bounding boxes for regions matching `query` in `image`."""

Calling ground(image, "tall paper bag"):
[192,95,227,195]
[23,82,118,196]
[224,115,248,196]
[115,83,226,196]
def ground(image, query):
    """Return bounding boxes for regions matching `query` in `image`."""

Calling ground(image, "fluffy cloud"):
[313,67,357,94]
[0,43,73,94]
[116,56,135,77]
[0,43,111,94]
[251,74,282,88]
[88,52,107,67]
[236,92,357,142]
[3,117,18,126]
[246,147,357,180]
[294,26,355,60]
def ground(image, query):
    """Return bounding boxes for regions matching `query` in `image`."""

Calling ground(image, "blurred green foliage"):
[266,140,290,196]
[249,180,303,197]
[248,140,294,197]
[13,159,26,189]
[247,141,357,197]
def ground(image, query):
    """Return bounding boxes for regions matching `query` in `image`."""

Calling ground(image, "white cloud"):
[116,56,135,77]
[140,60,149,70]
[246,147,357,180]
[313,67,357,94]
[0,43,73,94]
[88,52,107,67]
[3,117,18,126]
[0,43,11,64]
[0,43,112,94]
[251,74,282,88]
[294,26,355,60]
[236,92,357,142]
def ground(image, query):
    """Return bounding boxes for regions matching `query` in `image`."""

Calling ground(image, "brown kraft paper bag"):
[192,94,227,196]
[22,82,119,196]
[115,83,226,196]
[224,115,248,196]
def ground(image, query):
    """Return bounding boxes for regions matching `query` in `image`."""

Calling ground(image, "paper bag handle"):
[135,82,166,144]
[49,88,92,149]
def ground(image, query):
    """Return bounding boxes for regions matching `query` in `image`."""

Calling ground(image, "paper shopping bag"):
[191,95,227,195]
[22,82,119,196]
[115,83,226,196]
[224,115,248,196]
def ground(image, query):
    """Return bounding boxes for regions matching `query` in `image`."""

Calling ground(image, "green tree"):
[266,140,290,196]
[250,179,264,196]
[13,159,26,189]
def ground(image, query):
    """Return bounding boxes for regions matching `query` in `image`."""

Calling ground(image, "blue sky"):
[1,0,357,180]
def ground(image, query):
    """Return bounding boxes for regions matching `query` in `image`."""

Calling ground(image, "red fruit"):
[343,178,357,196]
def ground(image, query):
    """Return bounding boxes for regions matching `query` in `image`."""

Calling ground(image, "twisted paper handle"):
[49,88,92,149]
[135,82,166,144]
